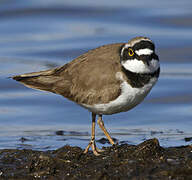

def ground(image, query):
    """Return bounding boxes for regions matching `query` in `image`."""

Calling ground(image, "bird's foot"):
[84,139,104,156]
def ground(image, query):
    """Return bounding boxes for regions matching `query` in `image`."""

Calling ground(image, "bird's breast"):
[81,77,158,115]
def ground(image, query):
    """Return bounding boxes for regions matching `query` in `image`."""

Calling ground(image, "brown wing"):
[13,43,124,105]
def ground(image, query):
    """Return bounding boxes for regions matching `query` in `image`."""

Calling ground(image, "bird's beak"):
[153,53,159,60]
[139,55,150,66]
[142,53,159,66]
[141,59,149,66]
[142,59,149,66]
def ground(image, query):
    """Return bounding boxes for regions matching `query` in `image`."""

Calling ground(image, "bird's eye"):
[128,48,134,56]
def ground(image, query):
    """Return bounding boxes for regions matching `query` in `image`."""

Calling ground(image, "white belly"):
[81,77,158,115]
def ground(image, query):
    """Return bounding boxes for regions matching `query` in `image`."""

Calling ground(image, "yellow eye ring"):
[128,48,134,56]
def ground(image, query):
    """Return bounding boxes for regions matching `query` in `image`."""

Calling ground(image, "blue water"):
[0,0,192,150]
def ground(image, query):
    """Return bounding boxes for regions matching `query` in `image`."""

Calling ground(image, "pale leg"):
[97,115,115,145]
[84,113,100,156]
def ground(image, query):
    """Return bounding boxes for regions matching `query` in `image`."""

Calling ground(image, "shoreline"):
[0,138,192,179]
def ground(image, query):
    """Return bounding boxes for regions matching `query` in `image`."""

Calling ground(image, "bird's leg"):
[97,115,115,145]
[84,113,100,156]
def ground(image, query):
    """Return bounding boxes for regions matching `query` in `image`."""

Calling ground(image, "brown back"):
[53,43,124,105]
[13,43,125,105]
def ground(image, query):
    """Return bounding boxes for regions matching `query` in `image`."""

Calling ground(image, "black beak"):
[142,59,149,66]
[152,53,159,60]
[136,53,159,66]
[139,55,151,66]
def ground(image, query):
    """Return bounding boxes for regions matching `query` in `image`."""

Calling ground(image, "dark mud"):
[0,138,192,179]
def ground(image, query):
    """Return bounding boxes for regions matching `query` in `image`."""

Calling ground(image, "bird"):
[12,36,160,156]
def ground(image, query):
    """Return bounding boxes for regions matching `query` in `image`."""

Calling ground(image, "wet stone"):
[19,137,29,143]
[97,137,118,144]
[184,137,192,142]
[0,138,192,179]
[55,130,64,136]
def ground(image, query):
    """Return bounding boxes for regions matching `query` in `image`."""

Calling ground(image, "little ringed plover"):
[12,36,160,156]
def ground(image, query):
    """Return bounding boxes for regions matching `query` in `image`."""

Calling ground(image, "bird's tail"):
[12,68,61,92]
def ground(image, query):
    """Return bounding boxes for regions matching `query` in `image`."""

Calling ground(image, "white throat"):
[121,59,159,74]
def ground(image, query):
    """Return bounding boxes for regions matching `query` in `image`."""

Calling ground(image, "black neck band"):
[122,67,160,88]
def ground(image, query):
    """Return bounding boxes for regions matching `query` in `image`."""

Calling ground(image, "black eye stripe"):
[122,47,136,60]
[119,41,158,62]
[122,48,132,60]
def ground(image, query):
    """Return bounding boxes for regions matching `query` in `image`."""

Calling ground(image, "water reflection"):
[0,0,192,150]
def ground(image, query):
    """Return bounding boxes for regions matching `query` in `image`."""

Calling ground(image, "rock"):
[0,139,192,179]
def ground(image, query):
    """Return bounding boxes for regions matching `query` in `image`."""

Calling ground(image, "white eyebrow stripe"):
[135,49,153,56]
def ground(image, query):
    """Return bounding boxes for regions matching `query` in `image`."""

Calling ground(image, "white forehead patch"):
[121,59,159,74]
[135,49,153,56]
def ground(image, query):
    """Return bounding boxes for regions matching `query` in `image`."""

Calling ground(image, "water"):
[0,0,192,150]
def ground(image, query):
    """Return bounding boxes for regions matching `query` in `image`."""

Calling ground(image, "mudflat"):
[0,139,192,179]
